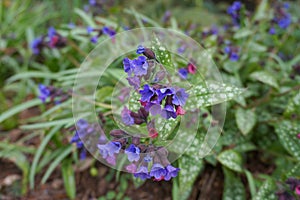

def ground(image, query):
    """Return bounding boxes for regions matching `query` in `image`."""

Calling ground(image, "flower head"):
[140,84,155,102]
[125,144,141,162]
[121,107,134,126]
[164,165,180,181]
[97,141,121,159]
[157,87,175,102]
[87,26,94,34]
[127,76,141,90]
[172,88,189,106]
[133,56,148,76]
[102,26,116,38]
[38,84,50,102]
[48,27,56,38]
[126,163,137,173]
[134,166,150,180]
[178,68,188,79]
[150,163,167,179]
[136,45,145,54]
[187,63,197,74]
[161,105,177,119]
[31,37,43,54]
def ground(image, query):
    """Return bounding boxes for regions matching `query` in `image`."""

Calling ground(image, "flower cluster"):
[276,178,300,199]
[227,1,242,26]
[38,84,70,103]
[224,45,239,62]
[86,26,116,43]
[70,119,94,160]
[269,2,291,35]
[97,129,180,181]
[31,27,66,55]
[178,62,197,79]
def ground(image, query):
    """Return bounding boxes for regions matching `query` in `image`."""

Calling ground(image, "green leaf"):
[151,34,174,71]
[250,71,279,89]
[275,121,300,161]
[234,29,253,39]
[29,125,61,189]
[222,167,246,200]
[186,81,244,109]
[74,8,96,26]
[178,155,204,200]
[254,0,268,20]
[218,150,243,172]
[235,108,256,135]
[0,99,42,123]
[244,170,257,198]
[62,160,76,200]
[21,118,74,129]
[41,146,73,184]
[253,179,277,200]
[96,86,114,102]
[286,162,300,178]
[284,92,300,118]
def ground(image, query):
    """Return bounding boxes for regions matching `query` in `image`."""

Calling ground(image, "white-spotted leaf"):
[218,150,243,172]
[223,167,246,200]
[275,121,300,161]
[235,108,256,135]
[250,71,279,89]
[253,179,277,200]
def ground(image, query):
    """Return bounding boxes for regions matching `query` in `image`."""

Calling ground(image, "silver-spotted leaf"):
[235,108,256,135]
[223,167,246,200]
[218,150,243,172]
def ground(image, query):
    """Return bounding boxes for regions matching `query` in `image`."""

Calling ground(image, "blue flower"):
[178,68,188,79]
[133,56,148,76]
[77,119,89,130]
[121,107,134,126]
[144,154,152,162]
[89,0,96,6]
[90,36,98,43]
[136,45,145,54]
[134,166,150,180]
[139,84,155,102]
[125,144,140,162]
[164,165,180,181]
[31,37,43,54]
[79,149,87,160]
[150,163,167,179]
[227,1,242,26]
[87,26,94,34]
[157,87,175,102]
[38,84,50,102]
[277,15,291,29]
[102,26,116,37]
[269,27,276,35]
[48,27,56,38]
[97,141,121,159]
[123,57,133,75]
[230,52,239,61]
[172,88,189,106]
[161,105,177,119]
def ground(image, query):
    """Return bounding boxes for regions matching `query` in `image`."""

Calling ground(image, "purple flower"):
[126,163,137,173]
[106,155,116,166]
[150,163,167,179]
[97,141,121,159]
[278,15,291,29]
[79,149,87,160]
[125,144,140,162]
[136,45,145,54]
[230,52,239,61]
[161,105,177,119]
[147,103,162,116]
[31,37,43,54]
[89,0,96,6]
[157,87,175,102]
[172,88,189,106]
[164,165,180,181]
[121,107,134,126]
[102,26,116,37]
[269,27,276,35]
[134,166,150,180]
[224,46,239,62]
[126,76,140,90]
[38,84,50,102]
[178,68,188,79]
[123,57,133,75]
[227,1,242,26]
[77,119,89,130]
[87,26,94,34]
[133,56,148,76]
[139,84,155,102]
[48,27,56,38]
[90,36,98,43]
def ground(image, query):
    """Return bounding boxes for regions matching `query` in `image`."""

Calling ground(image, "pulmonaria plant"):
[276,178,300,200]
[38,84,70,104]
[269,2,291,34]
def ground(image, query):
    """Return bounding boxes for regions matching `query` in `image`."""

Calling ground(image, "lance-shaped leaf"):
[275,121,300,161]
[235,108,257,135]
[222,167,246,200]
[185,81,244,110]
[253,178,277,200]
[250,71,279,89]
[218,150,243,172]
[284,92,300,118]
[151,34,174,71]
